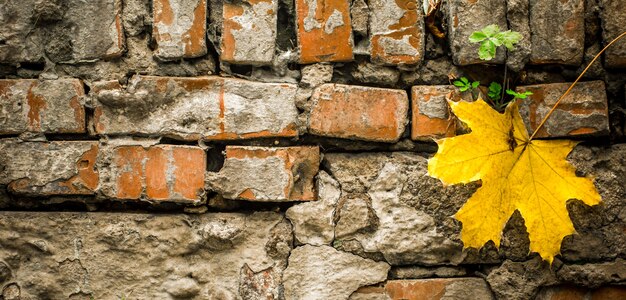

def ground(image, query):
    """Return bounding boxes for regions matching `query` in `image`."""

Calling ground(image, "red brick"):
[411,85,463,141]
[309,84,409,142]
[295,0,353,63]
[0,139,98,196]
[152,0,207,60]
[535,285,626,300]
[516,81,609,138]
[0,79,85,134]
[222,0,278,65]
[105,145,205,202]
[207,146,319,201]
[351,278,494,300]
[92,76,298,140]
[369,0,424,65]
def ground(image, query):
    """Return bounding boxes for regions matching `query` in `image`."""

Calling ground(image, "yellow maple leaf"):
[428,99,602,263]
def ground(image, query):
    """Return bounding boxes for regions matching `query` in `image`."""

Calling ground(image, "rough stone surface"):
[98,144,206,202]
[351,0,369,37]
[350,278,495,300]
[506,0,531,71]
[325,152,467,266]
[486,258,559,300]
[530,0,585,65]
[0,0,124,64]
[351,61,400,86]
[0,211,292,300]
[295,0,354,63]
[152,0,207,60]
[283,245,390,300]
[535,285,626,300]
[600,0,626,68]
[286,171,339,246]
[309,84,409,142]
[556,259,626,288]
[411,85,462,141]
[447,0,508,65]
[207,146,320,201]
[222,0,278,65]
[0,79,85,134]
[389,266,468,279]
[369,0,425,66]
[516,81,609,138]
[0,139,98,196]
[93,76,299,140]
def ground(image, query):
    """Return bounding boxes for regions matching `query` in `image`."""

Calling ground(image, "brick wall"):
[1,0,626,299]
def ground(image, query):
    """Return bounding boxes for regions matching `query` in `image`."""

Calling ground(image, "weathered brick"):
[369,0,424,66]
[516,81,609,138]
[206,146,320,201]
[535,285,626,300]
[153,0,207,60]
[309,84,409,142]
[529,0,584,65]
[222,0,278,65]
[0,79,85,134]
[0,0,124,63]
[0,139,98,196]
[411,85,463,141]
[600,0,626,68]
[350,278,494,300]
[295,0,353,63]
[93,76,298,140]
[100,145,205,202]
[447,0,507,65]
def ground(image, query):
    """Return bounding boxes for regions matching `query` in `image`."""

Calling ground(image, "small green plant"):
[453,77,480,92]
[487,82,502,100]
[506,90,533,99]
[469,25,522,60]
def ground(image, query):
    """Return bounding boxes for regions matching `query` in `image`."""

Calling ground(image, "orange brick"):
[309,84,408,142]
[108,145,205,202]
[207,146,319,201]
[369,0,424,65]
[535,285,626,300]
[411,85,463,141]
[0,79,85,134]
[0,140,99,196]
[352,278,494,300]
[516,81,609,138]
[295,0,353,63]
[152,0,207,60]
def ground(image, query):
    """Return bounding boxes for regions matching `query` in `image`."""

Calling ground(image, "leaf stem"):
[529,30,626,141]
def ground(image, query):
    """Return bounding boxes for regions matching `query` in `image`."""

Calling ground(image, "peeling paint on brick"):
[153,0,208,60]
[411,85,463,141]
[296,0,353,63]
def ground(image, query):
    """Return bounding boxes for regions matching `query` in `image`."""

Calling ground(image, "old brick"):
[309,84,409,142]
[206,146,320,201]
[101,145,205,202]
[153,0,207,60]
[447,0,507,65]
[529,0,585,65]
[411,85,463,141]
[93,76,298,140]
[0,79,85,134]
[535,285,626,300]
[350,278,494,300]
[516,81,609,138]
[0,139,98,196]
[295,0,354,63]
[600,0,626,68]
[369,0,424,66]
[222,0,278,65]
[0,0,124,63]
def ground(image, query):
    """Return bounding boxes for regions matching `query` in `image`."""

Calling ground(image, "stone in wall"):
[600,0,626,68]
[152,0,208,60]
[0,211,292,300]
[411,85,463,141]
[536,285,626,300]
[98,144,206,202]
[350,278,494,300]
[0,139,98,196]
[516,81,609,138]
[283,245,390,300]
[529,0,585,65]
[447,0,508,65]
[207,146,320,201]
[308,84,409,143]
[0,79,85,134]
[369,0,425,66]
[0,0,124,64]
[92,76,299,140]
[295,0,354,63]
[222,0,278,65]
